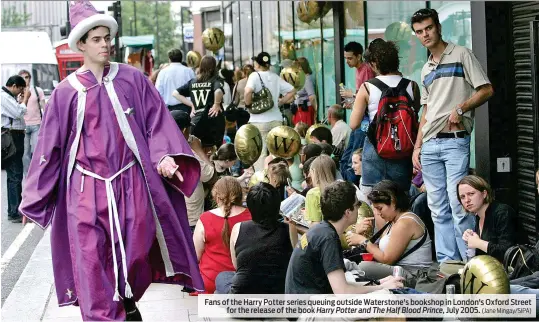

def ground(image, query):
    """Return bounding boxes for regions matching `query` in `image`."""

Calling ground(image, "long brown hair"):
[211,176,244,249]
[197,56,217,82]
[309,154,336,192]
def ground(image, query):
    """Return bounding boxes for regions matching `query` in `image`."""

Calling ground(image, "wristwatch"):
[456,107,464,116]
[360,239,370,249]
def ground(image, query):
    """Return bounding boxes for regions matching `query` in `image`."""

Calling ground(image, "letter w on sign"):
[274,136,295,153]
[192,89,211,106]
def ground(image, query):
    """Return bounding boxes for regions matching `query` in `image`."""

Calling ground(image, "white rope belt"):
[75,159,137,301]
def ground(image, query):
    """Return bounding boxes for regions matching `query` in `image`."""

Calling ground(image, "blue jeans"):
[6,131,25,218]
[421,136,474,262]
[510,285,539,312]
[23,124,40,174]
[340,128,366,186]
[361,137,413,191]
[215,271,235,294]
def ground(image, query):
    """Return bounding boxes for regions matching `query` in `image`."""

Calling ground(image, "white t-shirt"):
[365,75,415,122]
[245,71,294,123]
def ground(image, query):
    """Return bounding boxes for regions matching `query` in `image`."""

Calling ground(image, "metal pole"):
[155,1,159,63]
[180,6,184,51]
[134,1,137,36]
[66,0,71,35]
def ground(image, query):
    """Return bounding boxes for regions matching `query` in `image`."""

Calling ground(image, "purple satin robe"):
[19,63,203,321]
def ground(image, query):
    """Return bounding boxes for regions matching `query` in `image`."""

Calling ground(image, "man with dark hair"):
[20,1,203,320]
[285,180,403,294]
[2,75,29,223]
[155,48,195,112]
[309,126,332,145]
[410,8,494,262]
[340,41,375,186]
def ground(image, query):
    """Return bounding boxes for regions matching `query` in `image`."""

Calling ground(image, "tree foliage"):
[120,1,179,66]
[1,4,31,28]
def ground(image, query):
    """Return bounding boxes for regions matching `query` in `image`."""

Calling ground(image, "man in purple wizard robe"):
[19,1,204,320]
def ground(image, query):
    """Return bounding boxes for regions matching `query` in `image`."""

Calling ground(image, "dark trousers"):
[167,104,191,115]
[6,130,25,218]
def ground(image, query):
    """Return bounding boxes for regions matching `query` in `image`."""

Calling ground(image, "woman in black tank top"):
[215,183,293,294]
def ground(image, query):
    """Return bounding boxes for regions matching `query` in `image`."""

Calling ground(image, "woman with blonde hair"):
[457,175,523,262]
[193,176,251,293]
[304,154,336,226]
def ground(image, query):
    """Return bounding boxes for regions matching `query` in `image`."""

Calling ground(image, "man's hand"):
[379,276,404,289]
[208,103,221,117]
[412,147,422,170]
[346,232,366,247]
[340,88,354,98]
[448,106,463,126]
[157,156,184,182]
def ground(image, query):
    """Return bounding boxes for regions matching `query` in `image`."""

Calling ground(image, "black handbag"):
[1,119,16,165]
[504,243,539,280]
[224,84,239,122]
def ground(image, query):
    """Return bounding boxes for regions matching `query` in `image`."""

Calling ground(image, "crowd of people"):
[2,2,539,320]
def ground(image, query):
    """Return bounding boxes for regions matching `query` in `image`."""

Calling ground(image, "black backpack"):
[503,242,539,280]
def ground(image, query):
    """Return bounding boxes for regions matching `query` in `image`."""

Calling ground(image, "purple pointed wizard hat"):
[67,0,118,52]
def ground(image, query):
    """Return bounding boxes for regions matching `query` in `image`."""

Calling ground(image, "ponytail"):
[221,201,233,249]
[211,176,244,250]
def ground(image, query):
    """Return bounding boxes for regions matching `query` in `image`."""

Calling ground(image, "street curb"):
[1,228,53,321]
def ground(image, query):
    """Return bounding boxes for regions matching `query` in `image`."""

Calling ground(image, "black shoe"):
[124,298,142,321]
[8,216,22,223]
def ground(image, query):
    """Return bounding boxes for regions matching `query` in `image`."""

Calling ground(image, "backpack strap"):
[395,78,411,92]
[369,221,392,244]
[366,78,389,91]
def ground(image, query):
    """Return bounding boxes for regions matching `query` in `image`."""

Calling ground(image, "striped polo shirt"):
[420,42,491,142]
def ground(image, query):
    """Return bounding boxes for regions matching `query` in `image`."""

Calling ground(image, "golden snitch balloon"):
[305,123,328,144]
[280,41,296,60]
[234,124,263,166]
[461,255,510,294]
[297,0,320,23]
[202,28,225,53]
[266,126,301,159]
[248,170,268,187]
[186,51,202,68]
[280,66,306,92]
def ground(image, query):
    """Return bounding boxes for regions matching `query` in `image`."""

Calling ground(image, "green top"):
[289,154,304,192]
[304,187,322,222]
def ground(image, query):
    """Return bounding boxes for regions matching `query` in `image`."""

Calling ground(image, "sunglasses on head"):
[412,8,437,18]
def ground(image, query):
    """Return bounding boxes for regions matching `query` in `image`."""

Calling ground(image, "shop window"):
[293,1,323,121]
[239,1,253,65]
[343,0,366,109]
[232,2,241,67]
[366,1,427,86]
[252,2,262,56]
[321,7,335,121]
[261,1,279,66]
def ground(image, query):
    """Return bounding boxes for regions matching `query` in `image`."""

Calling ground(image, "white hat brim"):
[68,14,118,52]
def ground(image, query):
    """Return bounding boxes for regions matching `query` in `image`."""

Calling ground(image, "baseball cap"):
[252,52,271,66]
[170,110,193,130]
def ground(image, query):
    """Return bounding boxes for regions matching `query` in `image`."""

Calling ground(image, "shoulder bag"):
[248,72,273,114]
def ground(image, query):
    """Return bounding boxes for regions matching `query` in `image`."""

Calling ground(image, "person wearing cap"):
[19,1,204,320]
[244,52,296,171]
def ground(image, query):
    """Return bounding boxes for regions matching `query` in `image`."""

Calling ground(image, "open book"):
[280,193,309,229]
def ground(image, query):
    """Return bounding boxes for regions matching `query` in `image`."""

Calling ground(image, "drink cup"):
[393,266,404,278]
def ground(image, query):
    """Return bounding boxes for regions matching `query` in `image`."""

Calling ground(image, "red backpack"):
[366,78,419,160]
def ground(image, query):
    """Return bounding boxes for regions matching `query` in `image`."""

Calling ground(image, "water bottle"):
[466,248,476,262]
[444,285,459,321]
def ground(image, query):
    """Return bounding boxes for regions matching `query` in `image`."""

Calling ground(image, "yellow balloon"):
[280,41,296,60]
[202,28,225,52]
[266,126,302,159]
[461,255,510,294]
[248,170,268,188]
[280,66,306,92]
[234,124,263,166]
[297,0,320,23]
[186,51,201,68]
[305,123,328,144]
[384,21,413,42]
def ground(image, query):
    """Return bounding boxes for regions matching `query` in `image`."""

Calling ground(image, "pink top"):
[24,87,44,126]
[355,63,376,91]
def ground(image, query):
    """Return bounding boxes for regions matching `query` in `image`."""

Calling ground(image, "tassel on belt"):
[76,160,137,301]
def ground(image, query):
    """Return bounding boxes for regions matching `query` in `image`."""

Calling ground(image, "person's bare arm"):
[350,84,369,130]
[193,220,206,262]
[412,104,427,170]
[172,90,194,109]
[244,87,253,105]
[279,89,296,106]
[230,223,241,270]
[309,94,318,115]
[364,219,416,265]
[327,270,403,294]
[448,84,494,126]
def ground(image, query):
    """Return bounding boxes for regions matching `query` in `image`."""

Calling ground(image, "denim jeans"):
[361,137,413,191]
[6,131,25,218]
[23,124,40,174]
[421,136,474,262]
[340,128,366,186]
[510,285,539,312]
[215,271,235,294]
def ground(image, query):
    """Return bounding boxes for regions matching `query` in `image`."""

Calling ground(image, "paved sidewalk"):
[1,228,199,321]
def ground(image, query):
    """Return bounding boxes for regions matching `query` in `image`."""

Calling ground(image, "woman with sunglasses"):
[346,180,432,285]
